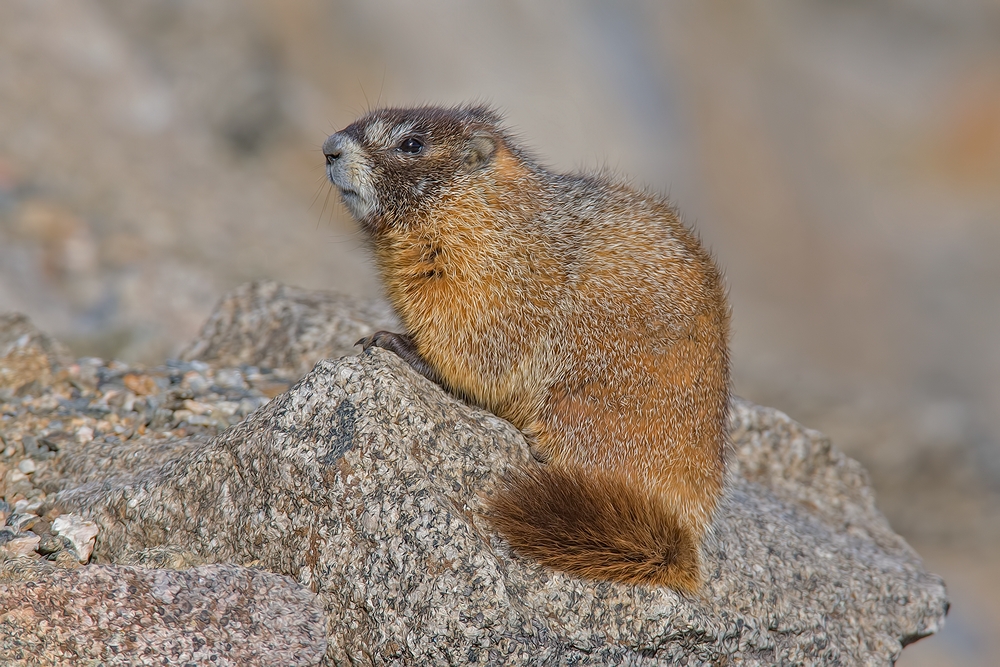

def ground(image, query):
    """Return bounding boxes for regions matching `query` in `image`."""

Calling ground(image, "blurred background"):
[1,1,997,662]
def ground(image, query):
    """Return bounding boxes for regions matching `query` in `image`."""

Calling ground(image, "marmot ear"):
[461,133,497,173]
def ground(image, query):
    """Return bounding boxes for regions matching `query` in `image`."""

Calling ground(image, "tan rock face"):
[178,280,398,376]
[0,313,71,396]
[0,343,52,396]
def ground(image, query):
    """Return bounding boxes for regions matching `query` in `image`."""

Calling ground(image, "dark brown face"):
[323,106,500,229]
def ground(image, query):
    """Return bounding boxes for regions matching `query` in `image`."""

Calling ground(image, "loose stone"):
[1,533,40,558]
[51,514,99,563]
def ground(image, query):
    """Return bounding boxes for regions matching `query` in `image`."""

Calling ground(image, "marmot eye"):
[398,137,424,154]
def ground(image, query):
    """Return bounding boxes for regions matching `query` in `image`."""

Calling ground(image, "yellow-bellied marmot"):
[323,105,730,592]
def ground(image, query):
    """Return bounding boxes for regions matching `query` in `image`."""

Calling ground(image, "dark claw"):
[357,331,392,351]
[354,331,442,386]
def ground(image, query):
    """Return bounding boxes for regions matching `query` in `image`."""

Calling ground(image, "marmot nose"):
[323,133,348,164]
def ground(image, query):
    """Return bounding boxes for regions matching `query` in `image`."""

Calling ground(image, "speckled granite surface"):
[1,284,948,665]
[0,560,327,665]
[178,280,399,377]
[50,349,947,665]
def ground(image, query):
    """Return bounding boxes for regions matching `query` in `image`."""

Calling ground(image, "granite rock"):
[0,559,327,666]
[53,345,947,665]
[0,286,948,664]
[178,280,398,377]
[0,313,72,397]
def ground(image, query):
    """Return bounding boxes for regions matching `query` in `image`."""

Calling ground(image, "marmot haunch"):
[323,105,730,592]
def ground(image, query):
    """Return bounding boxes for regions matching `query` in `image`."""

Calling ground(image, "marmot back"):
[323,105,730,591]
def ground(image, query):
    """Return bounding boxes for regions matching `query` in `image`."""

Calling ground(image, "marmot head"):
[323,105,507,229]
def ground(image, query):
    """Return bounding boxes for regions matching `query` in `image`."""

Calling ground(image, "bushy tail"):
[486,465,702,591]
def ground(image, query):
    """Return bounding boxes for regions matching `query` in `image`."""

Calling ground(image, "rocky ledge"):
[0,281,947,665]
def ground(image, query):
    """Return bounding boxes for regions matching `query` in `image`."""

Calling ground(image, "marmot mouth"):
[326,170,358,197]
[336,186,376,221]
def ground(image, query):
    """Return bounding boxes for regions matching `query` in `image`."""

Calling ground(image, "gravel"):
[1,317,287,568]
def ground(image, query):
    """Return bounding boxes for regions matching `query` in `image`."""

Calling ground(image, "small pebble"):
[22,435,50,460]
[14,497,43,514]
[52,514,100,563]
[214,368,246,390]
[213,400,237,416]
[6,512,38,532]
[36,533,66,556]
[189,360,210,373]
[17,458,36,474]
[182,399,213,415]
[1,533,40,558]
[123,373,157,396]
[183,370,210,394]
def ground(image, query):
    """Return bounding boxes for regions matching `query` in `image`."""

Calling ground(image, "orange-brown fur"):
[323,105,730,591]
